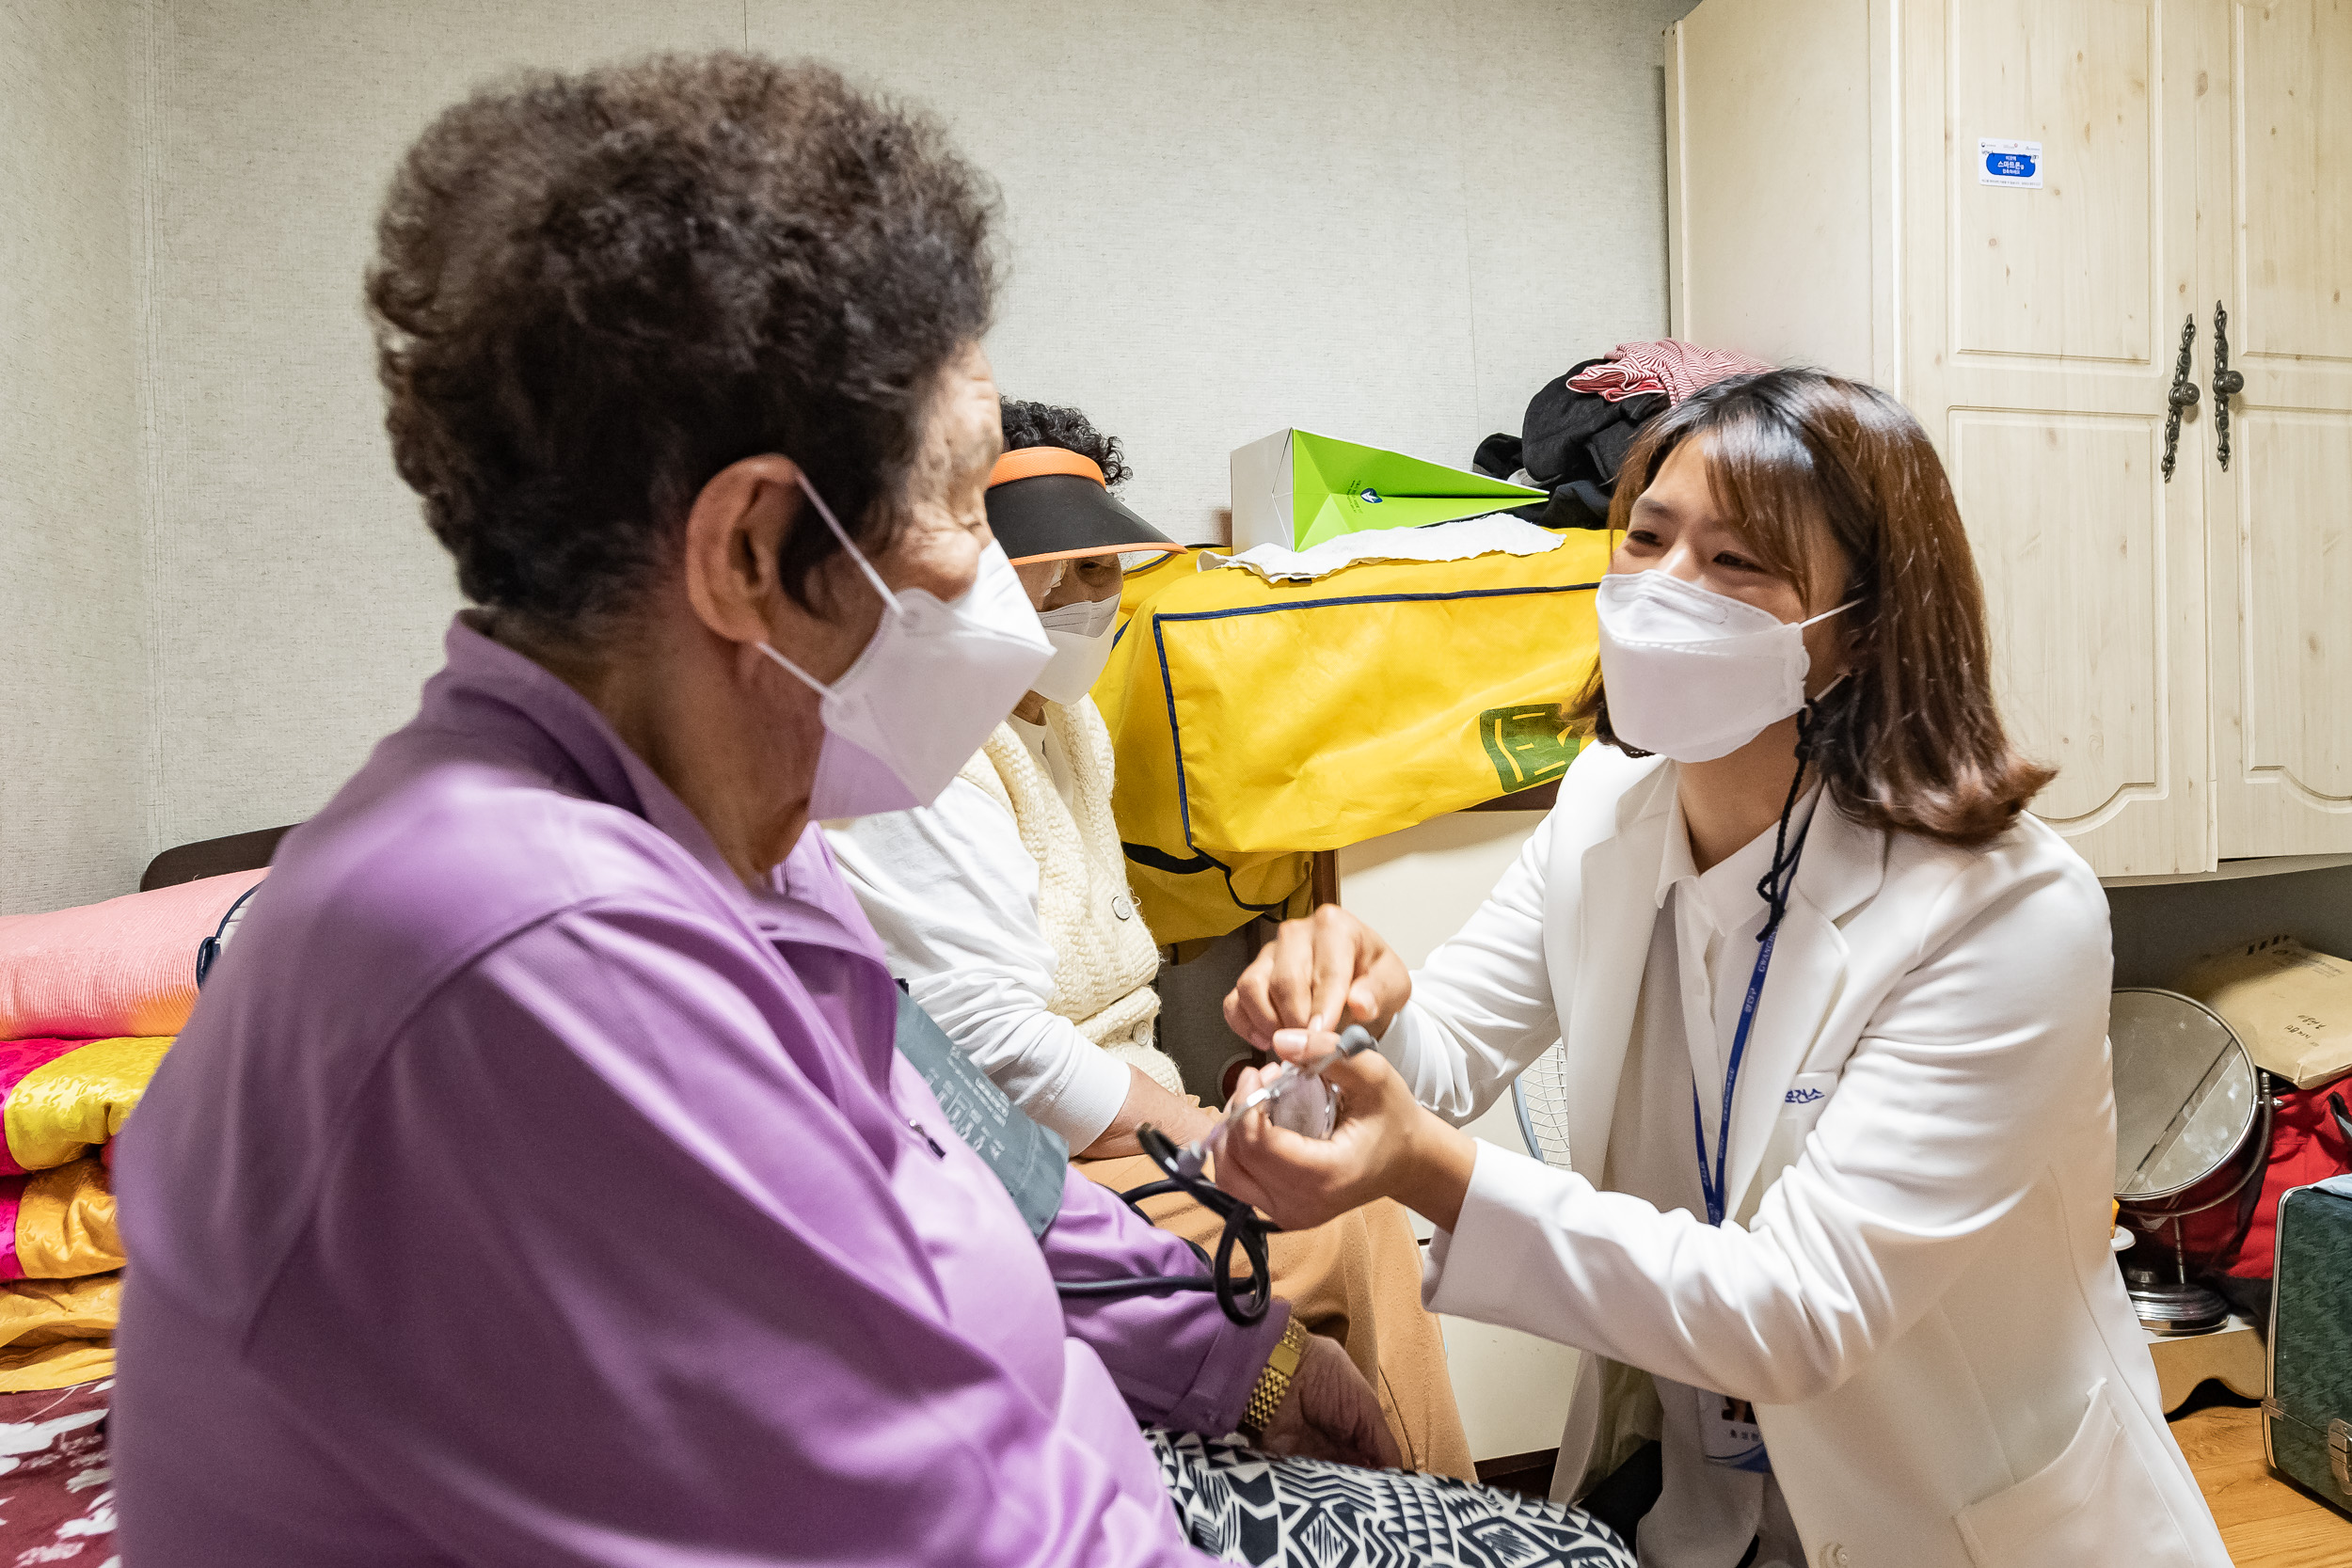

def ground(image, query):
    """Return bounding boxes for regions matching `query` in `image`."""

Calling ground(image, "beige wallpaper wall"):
[138,0,750,876]
[12,0,1698,902]
[1,0,144,914]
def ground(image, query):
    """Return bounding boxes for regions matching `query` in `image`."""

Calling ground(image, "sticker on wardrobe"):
[1978,138,2043,188]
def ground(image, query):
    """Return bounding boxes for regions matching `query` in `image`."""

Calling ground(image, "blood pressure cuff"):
[890,988,1069,1239]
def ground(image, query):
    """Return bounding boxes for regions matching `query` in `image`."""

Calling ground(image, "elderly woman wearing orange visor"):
[829,400,1471,1480]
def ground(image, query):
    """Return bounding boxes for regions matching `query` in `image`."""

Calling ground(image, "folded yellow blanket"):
[0,1034,170,1170]
[0,1159,120,1281]
[0,1273,118,1394]
[0,1036,172,1173]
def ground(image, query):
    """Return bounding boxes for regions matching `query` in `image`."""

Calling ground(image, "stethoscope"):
[1055,1026,1376,1325]
[1053,1122,1281,1325]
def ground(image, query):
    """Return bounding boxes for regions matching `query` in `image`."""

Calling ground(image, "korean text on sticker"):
[1978,137,2043,189]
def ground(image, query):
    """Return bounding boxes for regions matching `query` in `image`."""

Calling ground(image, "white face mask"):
[758,476,1051,818]
[1028,589,1120,705]
[1595,570,1852,763]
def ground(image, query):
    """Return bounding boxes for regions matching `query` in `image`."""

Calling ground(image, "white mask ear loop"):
[794,471,898,609]
[1800,601,1859,704]
[756,471,899,694]
[1799,599,1858,629]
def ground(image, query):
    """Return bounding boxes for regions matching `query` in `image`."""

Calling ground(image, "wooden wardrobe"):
[1662,0,2351,879]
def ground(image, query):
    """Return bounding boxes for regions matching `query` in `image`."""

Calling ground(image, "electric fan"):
[1511,1041,1576,1169]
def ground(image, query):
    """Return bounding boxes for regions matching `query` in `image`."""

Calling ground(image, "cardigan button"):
[1112,895,1134,920]
[1820,1544,1851,1568]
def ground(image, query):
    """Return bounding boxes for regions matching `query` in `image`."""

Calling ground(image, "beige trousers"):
[1076,1155,1475,1481]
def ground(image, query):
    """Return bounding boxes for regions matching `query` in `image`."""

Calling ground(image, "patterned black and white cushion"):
[1146,1428,1634,1568]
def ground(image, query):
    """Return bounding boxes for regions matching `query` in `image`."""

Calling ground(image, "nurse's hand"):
[1215,1031,1477,1235]
[1223,906,1411,1053]
[1257,1330,1402,1470]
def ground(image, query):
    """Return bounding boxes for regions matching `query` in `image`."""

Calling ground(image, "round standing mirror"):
[2110,988,2259,1202]
[2109,988,2269,1336]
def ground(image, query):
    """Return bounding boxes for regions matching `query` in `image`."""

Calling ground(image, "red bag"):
[2171,1072,2352,1278]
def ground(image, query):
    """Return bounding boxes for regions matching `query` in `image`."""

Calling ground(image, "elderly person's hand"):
[1214,1028,1479,1236]
[1255,1329,1402,1470]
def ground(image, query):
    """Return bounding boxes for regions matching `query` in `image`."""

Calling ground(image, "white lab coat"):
[1384,743,2227,1568]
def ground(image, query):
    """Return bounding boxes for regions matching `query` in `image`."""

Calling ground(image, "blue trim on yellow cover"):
[1143,581,1603,852]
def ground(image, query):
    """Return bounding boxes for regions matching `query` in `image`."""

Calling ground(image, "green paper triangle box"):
[1229,428,1546,553]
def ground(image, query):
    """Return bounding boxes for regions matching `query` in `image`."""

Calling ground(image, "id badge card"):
[1695,1386,1772,1474]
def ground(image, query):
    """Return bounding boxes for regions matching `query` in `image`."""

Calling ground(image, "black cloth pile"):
[1475,357,1668,530]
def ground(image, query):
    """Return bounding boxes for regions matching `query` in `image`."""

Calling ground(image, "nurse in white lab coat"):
[1216,371,2229,1568]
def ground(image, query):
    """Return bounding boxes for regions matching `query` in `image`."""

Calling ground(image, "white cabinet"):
[1663,0,2352,878]
[2202,1,2352,859]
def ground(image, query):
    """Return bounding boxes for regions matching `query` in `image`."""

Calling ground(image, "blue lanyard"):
[1690,818,1811,1228]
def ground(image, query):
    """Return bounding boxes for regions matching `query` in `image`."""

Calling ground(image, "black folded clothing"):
[1476,359,1667,530]
[1523,358,1667,488]
[1473,431,1525,480]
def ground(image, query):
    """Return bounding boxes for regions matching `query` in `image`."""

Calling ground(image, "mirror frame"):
[2109,986,2261,1205]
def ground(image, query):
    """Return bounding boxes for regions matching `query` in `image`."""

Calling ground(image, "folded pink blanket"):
[0,870,263,1039]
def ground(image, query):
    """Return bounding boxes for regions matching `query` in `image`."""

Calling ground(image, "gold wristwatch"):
[1237,1316,1309,1443]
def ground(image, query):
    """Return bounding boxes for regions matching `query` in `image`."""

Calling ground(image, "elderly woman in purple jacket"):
[110,54,1629,1568]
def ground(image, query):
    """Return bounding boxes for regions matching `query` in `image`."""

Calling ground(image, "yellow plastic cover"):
[1097,535,1609,943]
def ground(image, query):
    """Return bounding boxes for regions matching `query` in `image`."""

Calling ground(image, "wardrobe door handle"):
[2213,300,2245,471]
[2163,313,2199,483]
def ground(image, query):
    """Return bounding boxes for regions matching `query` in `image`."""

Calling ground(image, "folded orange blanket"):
[0,1160,119,1281]
[0,868,264,1039]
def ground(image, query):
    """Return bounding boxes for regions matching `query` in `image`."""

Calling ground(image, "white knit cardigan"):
[955,702,1185,1099]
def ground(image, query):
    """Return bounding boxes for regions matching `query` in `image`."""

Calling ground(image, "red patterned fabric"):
[0,1378,112,1562]
[1566,339,1775,404]
[2172,1074,2352,1278]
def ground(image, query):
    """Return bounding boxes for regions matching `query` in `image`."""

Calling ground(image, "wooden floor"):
[2172,1393,2352,1567]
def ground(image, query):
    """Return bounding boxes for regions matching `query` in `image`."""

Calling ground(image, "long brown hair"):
[1570,368,2053,847]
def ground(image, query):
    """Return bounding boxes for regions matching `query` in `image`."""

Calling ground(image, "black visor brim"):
[984,473,1181,563]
